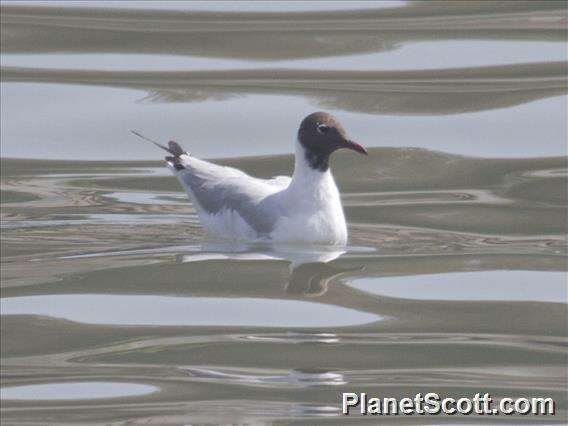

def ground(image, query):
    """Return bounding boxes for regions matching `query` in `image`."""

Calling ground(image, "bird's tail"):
[130,130,188,170]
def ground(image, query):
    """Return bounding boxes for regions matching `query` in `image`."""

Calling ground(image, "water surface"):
[1,1,567,424]
[1,382,159,401]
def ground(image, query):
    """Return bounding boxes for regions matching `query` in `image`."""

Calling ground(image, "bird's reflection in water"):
[286,261,365,297]
[176,242,364,297]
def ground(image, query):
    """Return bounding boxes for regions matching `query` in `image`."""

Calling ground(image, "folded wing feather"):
[170,154,291,236]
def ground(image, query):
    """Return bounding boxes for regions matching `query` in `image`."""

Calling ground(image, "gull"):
[133,111,367,245]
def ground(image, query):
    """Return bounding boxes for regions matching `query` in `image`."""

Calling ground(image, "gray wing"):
[172,155,289,235]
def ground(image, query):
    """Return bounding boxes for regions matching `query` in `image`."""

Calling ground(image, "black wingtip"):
[166,155,185,170]
[130,131,189,170]
[168,141,186,157]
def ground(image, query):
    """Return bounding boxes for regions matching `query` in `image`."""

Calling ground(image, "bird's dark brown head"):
[298,112,367,172]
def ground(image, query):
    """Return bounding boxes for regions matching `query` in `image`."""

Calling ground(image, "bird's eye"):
[316,123,330,135]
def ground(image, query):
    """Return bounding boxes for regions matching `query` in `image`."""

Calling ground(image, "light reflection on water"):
[0,382,159,401]
[3,41,566,71]
[1,1,567,424]
[5,1,408,12]
[349,271,567,303]
[1,294,382,327]
[0,213,200,229]
[2,85,566,159]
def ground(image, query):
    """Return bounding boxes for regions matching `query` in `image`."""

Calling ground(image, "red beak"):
[343,139,368,155]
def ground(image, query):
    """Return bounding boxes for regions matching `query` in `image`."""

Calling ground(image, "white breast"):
[269,147,348,245]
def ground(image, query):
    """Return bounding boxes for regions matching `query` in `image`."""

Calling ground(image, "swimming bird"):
[133,112,367,245]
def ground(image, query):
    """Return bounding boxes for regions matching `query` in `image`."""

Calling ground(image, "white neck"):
[288,141,334,193]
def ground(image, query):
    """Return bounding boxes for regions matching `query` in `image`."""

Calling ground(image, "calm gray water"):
[1,1,567,424]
